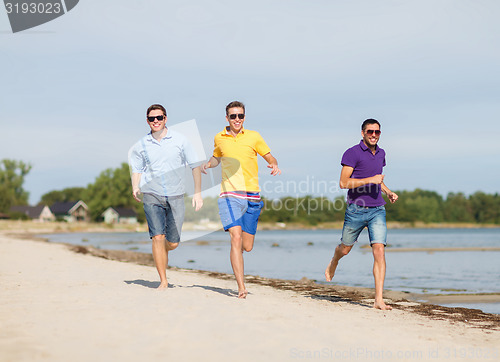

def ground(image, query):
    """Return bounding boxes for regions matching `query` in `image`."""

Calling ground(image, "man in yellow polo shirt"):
[202,101,281,299]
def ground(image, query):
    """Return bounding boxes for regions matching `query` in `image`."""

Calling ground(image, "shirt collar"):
[359,139,379,153]
[147,128,172,142]
[221,126,245,136]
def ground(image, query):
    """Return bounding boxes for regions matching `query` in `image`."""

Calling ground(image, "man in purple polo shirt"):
[325,119,398,310]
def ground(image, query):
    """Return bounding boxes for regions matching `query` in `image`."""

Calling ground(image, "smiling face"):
[226,106,245,135]
[362,123,381,149]
[147,109,167,133]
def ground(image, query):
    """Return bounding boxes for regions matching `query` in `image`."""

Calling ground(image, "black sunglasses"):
[365,129,381,136]
[147,115,165,122]
[228,113,245,120]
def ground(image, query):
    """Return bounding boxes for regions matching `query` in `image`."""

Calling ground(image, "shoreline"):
[1,220,500,234]
[5,229,500,330]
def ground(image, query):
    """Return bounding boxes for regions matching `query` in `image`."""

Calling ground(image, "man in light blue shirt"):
[129,104,203,289]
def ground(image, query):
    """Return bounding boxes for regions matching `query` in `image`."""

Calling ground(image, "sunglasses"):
[147,115,165,122]
[365,129,381,136]
[228,113,245,120]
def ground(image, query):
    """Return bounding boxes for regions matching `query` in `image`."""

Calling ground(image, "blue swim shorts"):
[143,193,185,243]
[218,195,264,235]
[341,203,387,246]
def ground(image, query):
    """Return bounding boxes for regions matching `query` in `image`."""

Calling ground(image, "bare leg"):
[325,243,353,282]
[372,243,392,310]
[242,232,255,252]
[238,232,256,298]
[152,235,178,290]
[152,235,168,289]
[228,226,248,298]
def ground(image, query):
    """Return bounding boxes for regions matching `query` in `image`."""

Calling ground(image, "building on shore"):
[9,205,56,222]
[101,207,138,224]
[50,200,89,222]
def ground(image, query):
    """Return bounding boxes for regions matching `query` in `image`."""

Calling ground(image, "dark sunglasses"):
[228,113,245,120]
[147,115,165,122]
[365,129,381,136]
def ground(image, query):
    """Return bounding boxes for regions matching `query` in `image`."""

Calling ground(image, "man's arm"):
[381,182,398,203]
[201,156,221,174]
[262,153,281,176]
[339,165,384,189]
[131,173,142,202]
[191,166,203,211]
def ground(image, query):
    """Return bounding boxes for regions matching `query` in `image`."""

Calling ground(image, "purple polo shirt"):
[341,140,386,207]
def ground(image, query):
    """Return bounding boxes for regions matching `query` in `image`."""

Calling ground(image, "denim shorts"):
[218,197,264,235]
[143,193,185,243]
[341,203,387,246]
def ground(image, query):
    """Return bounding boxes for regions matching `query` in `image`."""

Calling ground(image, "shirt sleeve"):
[254,132,271,156]
[213,135,222,157]
[341,147,357,168]
[128,142,146,173]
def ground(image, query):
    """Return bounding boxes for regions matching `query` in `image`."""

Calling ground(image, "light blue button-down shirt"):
[129,129,200,196]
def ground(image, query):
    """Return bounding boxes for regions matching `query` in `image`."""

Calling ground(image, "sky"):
[1,0,499,205]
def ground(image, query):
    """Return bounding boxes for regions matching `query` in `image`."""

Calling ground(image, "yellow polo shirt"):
[213,127,271,193]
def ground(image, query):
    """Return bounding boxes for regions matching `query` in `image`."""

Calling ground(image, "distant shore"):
[1,219,499,235]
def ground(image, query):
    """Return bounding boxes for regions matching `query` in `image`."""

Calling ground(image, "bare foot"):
[325,258,338,282]
[374,300,392,310]
[238,289,248,299]
[157,281,169,290]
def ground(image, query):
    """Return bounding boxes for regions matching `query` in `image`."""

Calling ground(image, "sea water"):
[39,228,500,313]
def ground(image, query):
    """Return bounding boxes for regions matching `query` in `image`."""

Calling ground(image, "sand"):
[1,232,499,362]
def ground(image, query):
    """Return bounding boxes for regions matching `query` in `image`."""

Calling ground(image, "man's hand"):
[192,193,203,211]
[201,162,211,175]
[201,157,220,174]
[132,188,142,202]
[267,163,281,176]
[370,174,384,184]
[262,153,281,176]
[387,191,398,204]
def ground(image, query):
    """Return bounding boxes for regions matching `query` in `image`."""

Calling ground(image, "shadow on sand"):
[123,280,237,296]
[187,284,239,297]
[307,294,371,308]
[124,279,177,289]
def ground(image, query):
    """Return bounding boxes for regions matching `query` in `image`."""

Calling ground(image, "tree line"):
[1,159,499,225]
[384,189,500,224]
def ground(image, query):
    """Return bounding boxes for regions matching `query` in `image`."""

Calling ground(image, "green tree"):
[85,163,144,221]
[469,191,500,224]
[0,159,32,212]
[385,189,444,223]
[39,187,87,206]
[442,192,473,223]
[260,195,345,225]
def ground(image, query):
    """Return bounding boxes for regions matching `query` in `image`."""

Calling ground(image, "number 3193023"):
[5,2,62,14]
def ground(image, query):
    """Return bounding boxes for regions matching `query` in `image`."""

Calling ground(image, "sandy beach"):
[1,230,499,362]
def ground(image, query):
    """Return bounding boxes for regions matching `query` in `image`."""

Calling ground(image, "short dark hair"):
[226,101,245,115]
[362,118,380,131]
[147,104,167,117]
